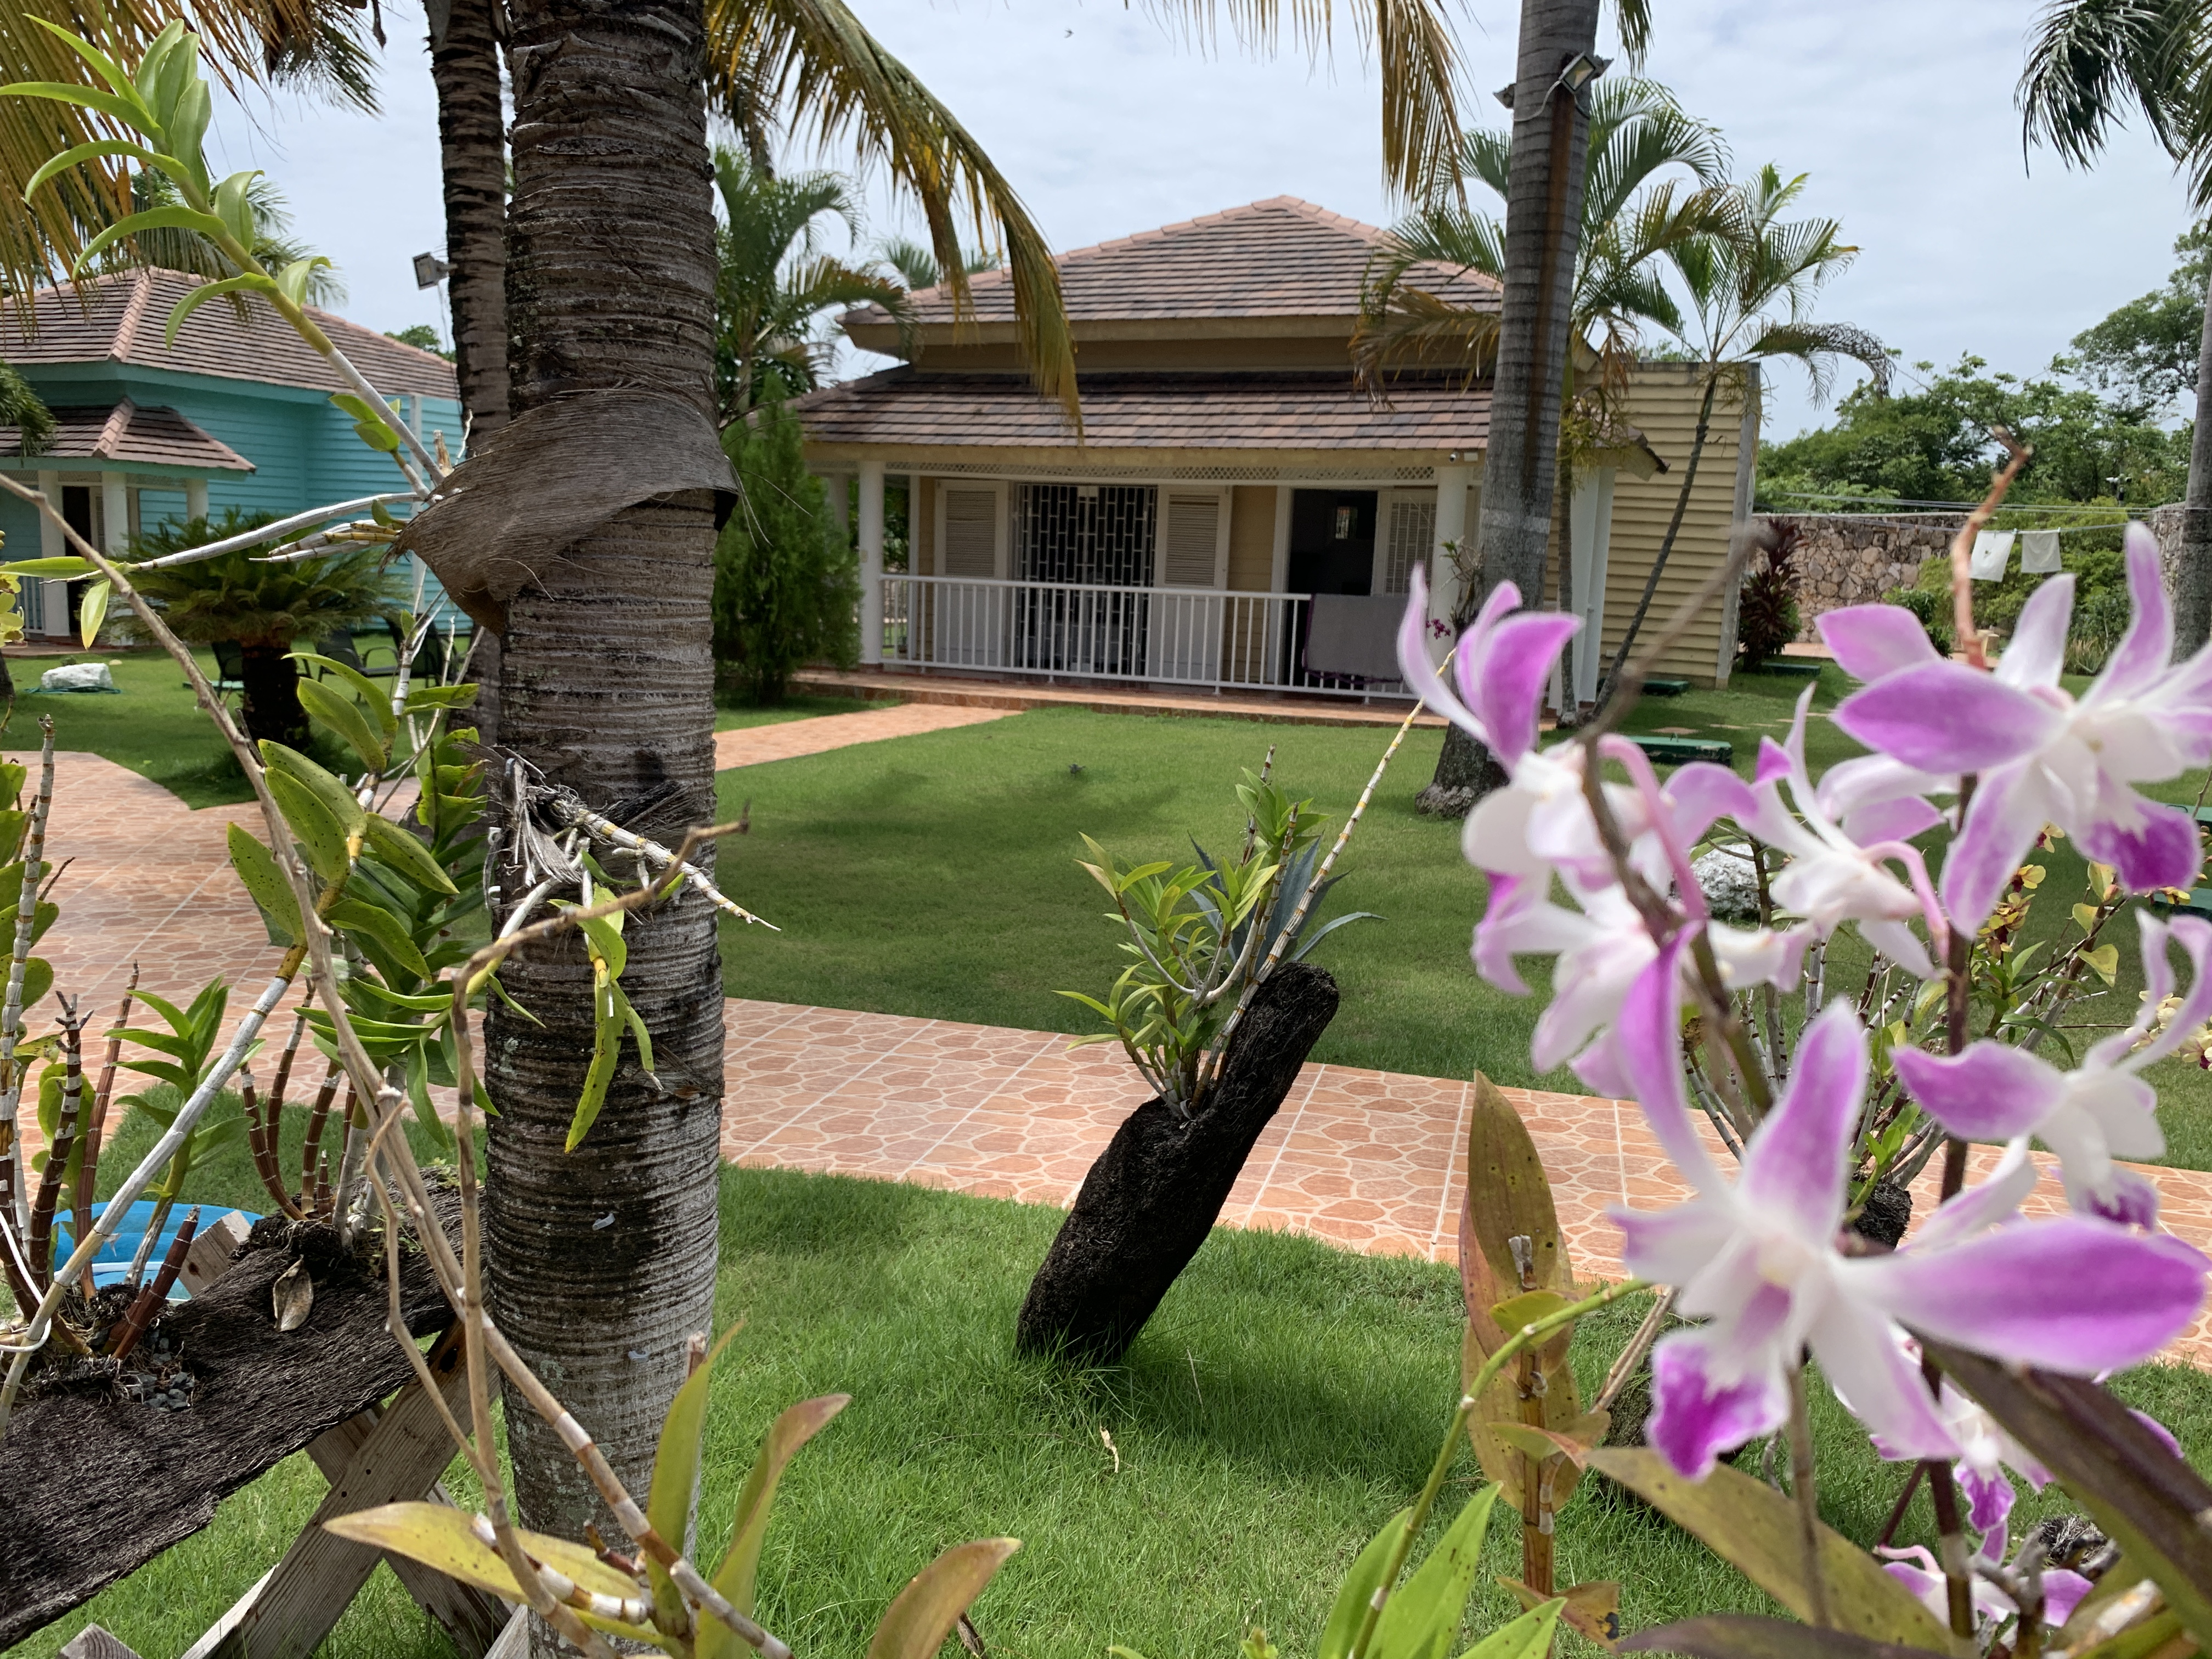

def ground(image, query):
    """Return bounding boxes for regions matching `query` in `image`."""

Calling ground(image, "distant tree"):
[385,324,454,360]
[127,171,343,305]
[713,389,859,704]
[874,236,997,292]
[2062,222,2211,418]
[1759,354,2190,508]
[0,360,52,458]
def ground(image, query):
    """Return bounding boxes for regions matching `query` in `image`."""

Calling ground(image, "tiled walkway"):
[14,737,2212,1367]
[713,702,1013,770]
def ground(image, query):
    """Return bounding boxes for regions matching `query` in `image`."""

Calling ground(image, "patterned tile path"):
[14,746,2212,1367]
[793,667,1452,731]
[713,702,1014,770]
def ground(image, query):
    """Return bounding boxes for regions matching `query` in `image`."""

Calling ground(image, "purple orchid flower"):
[1894,913,2212,1226]
[1832,526,2212,933]
[1879,1544,2093,1632]
[1611,938,2208,1481]
[1741,689,1947,977]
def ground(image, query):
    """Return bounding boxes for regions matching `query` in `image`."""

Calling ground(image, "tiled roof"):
[792,368,1489,453]
[0,399,253,471]
[850,197,1499,328]
[0,270,458,399]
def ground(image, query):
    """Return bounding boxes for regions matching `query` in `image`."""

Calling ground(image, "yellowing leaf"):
[2073,904,2100,935]
[1489,1290,1572,1334]
[865,1539,1020,1659]
[699,1394,850,1656]
[77,578,108,649]
[647,1327,744,1631]
[2085,944,2121,985]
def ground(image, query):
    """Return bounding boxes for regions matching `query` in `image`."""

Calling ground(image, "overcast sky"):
[208,0,2201,452]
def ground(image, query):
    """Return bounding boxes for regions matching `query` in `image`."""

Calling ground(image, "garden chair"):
[380,616,448,683]
[312,629,399,681]
[182,640,246,704]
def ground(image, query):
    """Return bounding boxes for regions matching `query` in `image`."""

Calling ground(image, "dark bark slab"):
[1015,964,1339,1365]
[0,1201,459,1648]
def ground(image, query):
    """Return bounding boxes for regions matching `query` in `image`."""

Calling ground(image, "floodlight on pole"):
[1552,52,1609,115]
[412,252,451,289]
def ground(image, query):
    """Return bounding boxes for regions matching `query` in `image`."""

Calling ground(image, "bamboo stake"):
[0,723,57,1239]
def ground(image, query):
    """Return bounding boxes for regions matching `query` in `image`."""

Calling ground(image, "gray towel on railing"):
[1305,594,1406,679]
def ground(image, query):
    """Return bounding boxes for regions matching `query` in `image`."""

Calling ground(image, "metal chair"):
[313,629,399,681]
[380,616,448,683]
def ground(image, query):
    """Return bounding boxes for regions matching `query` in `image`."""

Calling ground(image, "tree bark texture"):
[1015,964,1340,1365]
[1470,0,1600,612]
[430,0,511,439]
[2177,258,2212,660]
[486,0,724,1551]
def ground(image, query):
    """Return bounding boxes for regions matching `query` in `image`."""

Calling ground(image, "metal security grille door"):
[1383,497,1436,596]
[1013,484,1158,674]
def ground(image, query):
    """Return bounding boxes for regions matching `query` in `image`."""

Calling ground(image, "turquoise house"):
[0,268,461,638]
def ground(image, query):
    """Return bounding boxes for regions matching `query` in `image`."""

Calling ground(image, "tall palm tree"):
[2020,0,2212,654]
[712,150,909,421]
[1594,164,1889,701]
[1362,72,1723,801]
[874,233,995,292]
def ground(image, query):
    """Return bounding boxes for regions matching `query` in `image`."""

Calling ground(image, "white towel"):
[1970,530,2015,582]
[2020,528,2062,573]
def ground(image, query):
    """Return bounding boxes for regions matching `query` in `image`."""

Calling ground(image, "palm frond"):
[125,169,343,303]
[1739,318,1892,405]
[1348,284,1499,392]
[2020,0,2197,167]
[0,357,53,456]
[708,0,1075,420]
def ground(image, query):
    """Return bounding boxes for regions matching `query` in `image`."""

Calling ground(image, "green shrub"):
[1881,582,1954,659]
[712,388,859,704]
[1735,520,1803,666]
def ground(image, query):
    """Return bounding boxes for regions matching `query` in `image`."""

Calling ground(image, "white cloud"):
[212,0,2200,467]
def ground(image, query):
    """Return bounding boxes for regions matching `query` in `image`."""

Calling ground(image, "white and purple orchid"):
[1829,526,2212,933]
[1610,936,2207,1481]
[1878,1539,2094,1633]
[1894,913,2212,1226]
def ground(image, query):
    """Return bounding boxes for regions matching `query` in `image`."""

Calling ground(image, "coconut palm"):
[712,150,909,421]
[2019,0,2212,654]
[126,168,344,302]
[874,234,995,292]
[1594,164,1889,702]
[1359,72,1729,799]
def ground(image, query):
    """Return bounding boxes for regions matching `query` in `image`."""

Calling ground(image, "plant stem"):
[1346,1279,1647,1659]
[1786,1363,1830,1629]
[0,723,56,1242]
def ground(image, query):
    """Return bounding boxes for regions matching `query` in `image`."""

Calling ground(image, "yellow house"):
[794,196,1757,700]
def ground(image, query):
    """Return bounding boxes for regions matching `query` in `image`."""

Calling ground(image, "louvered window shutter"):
[944,487,998,575]
[1161,493,1221,588]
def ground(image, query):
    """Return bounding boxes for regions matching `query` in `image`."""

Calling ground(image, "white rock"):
[38,662,116,693]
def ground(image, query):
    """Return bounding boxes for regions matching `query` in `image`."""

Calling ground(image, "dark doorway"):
[59,486,96,636]
[1286,489,1378,596]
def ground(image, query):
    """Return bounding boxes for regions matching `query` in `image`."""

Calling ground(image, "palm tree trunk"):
[238,638,308,748]
[429,0,511,744]
[486,0,724,1560]
[1599,365,1720,701]
[2177,258,2212,659]
[1415,0,1599,816]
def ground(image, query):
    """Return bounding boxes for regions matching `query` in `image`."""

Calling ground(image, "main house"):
[794,197,1757,702]
[0,268,461,639]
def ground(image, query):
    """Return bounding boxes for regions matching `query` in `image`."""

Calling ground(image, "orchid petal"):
[1857,916,1937,980]
[2086,1165,2162,1228]
[1818,603,1942,682]
[1939,761,2047,937]
[2130,1408,2183,1459]
[1911,1140,2038,1252]
[1647,1330,1787,1480]
[1666,761,1757,845]
[1842,794,1943,847]
[1867,1221,2209,1374]
[2086,525,2174,705]
[1957,1463,2015,1534]
[1818,752,1953,830]
[2076,796,2203,897]
[1894,1042,2063,1142]
[1754,737,1791,786]
[1395,571,1486,743]
[1808,1295,1957,1460]
[1740,1002,1863,1230]
[1995,574,2073,691]
[2044,1572,2096,1628]
[1615,932,1725,1190]
[2087,911,2200,1072]
[1836,663,2061,774]
[1613,1198,1735,1289]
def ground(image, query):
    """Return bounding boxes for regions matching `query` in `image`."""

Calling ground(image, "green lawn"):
[3,647,257,809]
[17,1165,2212,1659]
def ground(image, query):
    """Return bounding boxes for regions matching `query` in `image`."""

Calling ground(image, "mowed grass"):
[20,1166,2212,1659]
[4,647,256,808]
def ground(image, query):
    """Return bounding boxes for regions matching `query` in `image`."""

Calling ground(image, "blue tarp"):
[52,1199,260,1299]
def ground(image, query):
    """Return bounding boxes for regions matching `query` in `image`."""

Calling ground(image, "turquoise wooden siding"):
[0,360,467,629]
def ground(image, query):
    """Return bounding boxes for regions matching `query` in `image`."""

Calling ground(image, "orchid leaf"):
[23,138,174,203]
[1617,1616,1948,1657]
[1459,1600,1566,1659]
[864,1539,1020,1659]
[1490,1290,1573,1333]
[29,18,143,105]
[0,82,155,140]
[1500,1578,1620,1650]
[1464,1071,1567,1295]
[296,679,386,773]
[360,813,459,896]
[1318,1507,1412,1659]
[1585,1451,1954,1650]
[1373,1487,1498,1659]
[212,168,260,242]
[698,1393,849,1654]
[275,256,332,307]
[166,274,279,346]
[647,1328,746,1632]
[71,205,228,274]
[260,741,366,834]
[566,1013,623,1150]
[75,578,109,650]
[0,557,95,579]
[264,768,352,883]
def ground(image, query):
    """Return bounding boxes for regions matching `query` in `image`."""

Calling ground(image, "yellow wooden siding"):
[1226,486,1276,591]
[1595,363,1754,686]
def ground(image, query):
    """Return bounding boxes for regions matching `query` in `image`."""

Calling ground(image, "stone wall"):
[1754,515,1956,640]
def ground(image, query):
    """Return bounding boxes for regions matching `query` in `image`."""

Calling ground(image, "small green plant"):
[1062,764,1376,1116]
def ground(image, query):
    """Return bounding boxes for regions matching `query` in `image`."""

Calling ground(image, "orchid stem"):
[1786,1363,1830,1628]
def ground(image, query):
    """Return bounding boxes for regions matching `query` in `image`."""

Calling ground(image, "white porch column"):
[185,476,209,523]
[99,470,128,555]
[1430,462,1473,624]
[857,459,885,666]
[34,470,60,561]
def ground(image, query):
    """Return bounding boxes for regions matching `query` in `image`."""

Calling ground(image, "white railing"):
[875,574,1410,698]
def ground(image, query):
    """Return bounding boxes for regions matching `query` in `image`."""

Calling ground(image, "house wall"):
[1226,486,1276,590]
[1590,361,1757,687]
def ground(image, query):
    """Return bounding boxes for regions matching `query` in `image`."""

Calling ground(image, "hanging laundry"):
[2020,529,2062,573]
[1970,530,2015,582]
